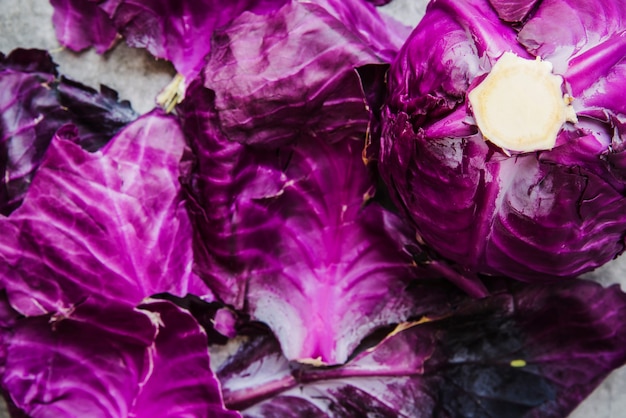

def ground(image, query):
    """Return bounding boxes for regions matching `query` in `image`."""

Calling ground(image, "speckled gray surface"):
[0,0,625,417]
[0,0,175,114]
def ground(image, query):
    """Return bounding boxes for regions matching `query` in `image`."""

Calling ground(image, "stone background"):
[1,0,624,416]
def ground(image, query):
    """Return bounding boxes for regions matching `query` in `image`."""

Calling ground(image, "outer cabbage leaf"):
[2,301,157,418]
[215,279,626,417]
[110,0,289,84]
[49,0,289,84]
[180,79,420,365]
[129,299,241,418]
[379,0,626,281]
[1,298,239,418]
[0,48,136,215]
[50,0,119,53]
[49,0,406,90]
[55,78,137,151]
[203,0,404,147]
[517,0,626,74]
[307,0,409,63]
[0,110,209,317]
[0,291,19,385]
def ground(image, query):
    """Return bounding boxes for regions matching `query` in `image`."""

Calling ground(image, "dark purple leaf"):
[2,300,157,418]
[365,0,392,5]
[488,0,541,22]
[216,279,626,417]
[0,48,136,215]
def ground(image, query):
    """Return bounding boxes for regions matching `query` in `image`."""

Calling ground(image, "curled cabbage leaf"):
[203,0,406,147]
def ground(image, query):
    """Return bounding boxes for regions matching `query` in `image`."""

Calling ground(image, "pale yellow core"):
[469,52,577,153]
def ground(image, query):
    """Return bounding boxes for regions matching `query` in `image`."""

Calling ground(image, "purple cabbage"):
[215,278,626,417]
[0,110,209,316]
[0,48,137,215]
[49,0,407,89]
[0,1,623,416]
[0,107,237,416]
[180,77,421,365]
[202,0,405,148]
[1,297,238,417]
[50,0,119,53]
[174,0,430,365]
[379,0,626,281]
[366,0,393,5]
[50,0,288,84]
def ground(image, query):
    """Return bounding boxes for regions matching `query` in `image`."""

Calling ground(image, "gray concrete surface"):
[1,0,625,416]
[0,0,175,114]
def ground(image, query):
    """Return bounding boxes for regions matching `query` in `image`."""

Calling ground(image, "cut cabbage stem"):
[157,73,186,113]
[469,52,577,153]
